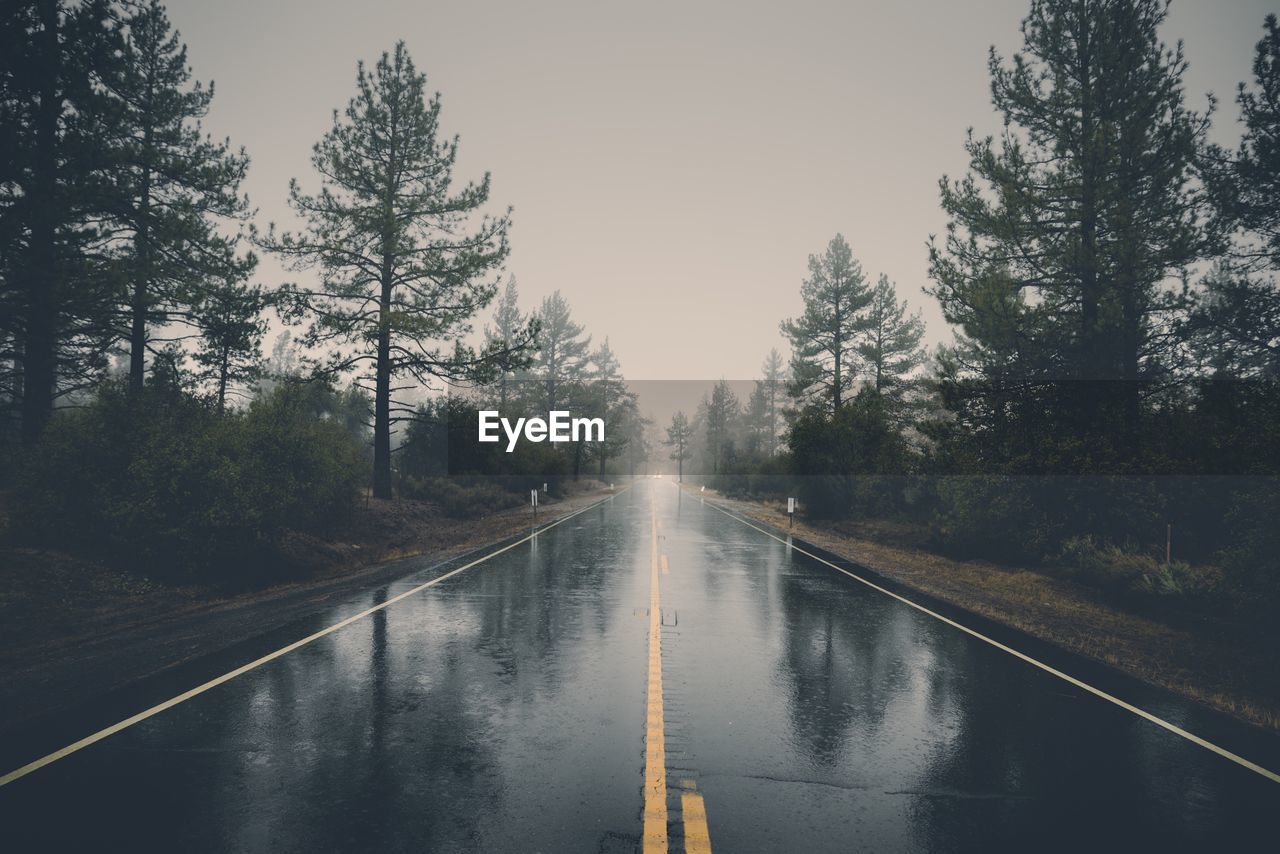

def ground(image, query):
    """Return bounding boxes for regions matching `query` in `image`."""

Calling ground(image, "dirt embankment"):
[0,483,620,732]
[689,485,1280,733]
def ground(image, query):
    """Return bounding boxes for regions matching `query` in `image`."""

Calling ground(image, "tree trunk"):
[216,352,229,411]
[129,178,153,393]
[129,219,150,394]
[129,81,156,394]
[20,0,62,446]
[832,349,842,413]
[1076,29,1103,439]
[1121,289,1141,450]
[372,265,394,499]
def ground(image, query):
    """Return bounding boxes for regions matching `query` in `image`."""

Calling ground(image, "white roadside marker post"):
[788,496,795,529]
[531,488,538,522]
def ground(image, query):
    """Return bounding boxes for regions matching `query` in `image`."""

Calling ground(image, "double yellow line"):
[644,492,713,853]
[643,494,669,850]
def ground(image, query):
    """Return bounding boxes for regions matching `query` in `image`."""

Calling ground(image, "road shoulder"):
[0,485,621,734]
[684,483,1280,734]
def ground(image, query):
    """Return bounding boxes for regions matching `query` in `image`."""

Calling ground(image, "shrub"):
[13,381,364,584]
[1056,536,1222,599]
[1218,481,1280,602]
[788,389,912,518]
[928,476,1054,561]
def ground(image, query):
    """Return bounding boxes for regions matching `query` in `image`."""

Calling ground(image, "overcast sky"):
[166,0,1274,381]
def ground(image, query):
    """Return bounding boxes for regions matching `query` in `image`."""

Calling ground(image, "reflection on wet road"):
[1,481,1276,852]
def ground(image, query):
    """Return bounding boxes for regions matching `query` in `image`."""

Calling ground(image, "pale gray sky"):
[167,0,1274,380]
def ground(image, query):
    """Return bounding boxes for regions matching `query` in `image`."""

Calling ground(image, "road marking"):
[643,494,669,853]
[695,489,1280,785]
[681,790,713,854]
[661,554,670,575]
[0,494,619,788]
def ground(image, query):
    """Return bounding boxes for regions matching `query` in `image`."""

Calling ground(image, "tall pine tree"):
[586,337,635,476]
[1206,14,1280,272]
[532,290,590,413]
[191,270,267,409]
[761,347,784,455]
[268,43,511,498]
[481,276,537,409]
[928,0,1209,464]
[109,0,252,394]
[664,410,692,482]
[703,379,739,475]
[1,0,121,444]
[781,234,873,413]
[1193,15,1280,377]
[860,274,926,402]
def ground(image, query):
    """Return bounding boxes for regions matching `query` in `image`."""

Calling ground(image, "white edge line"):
[0,493,617,787]
[694,487,1280,785]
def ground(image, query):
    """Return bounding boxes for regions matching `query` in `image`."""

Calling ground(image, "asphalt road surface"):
[1,481,1277,852]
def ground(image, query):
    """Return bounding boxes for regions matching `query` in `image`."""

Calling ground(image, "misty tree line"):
[668,2,1280,607]
[1,2,612,502]
[0,1,642,579]
[397,282,651,497]
[1,1,261,432]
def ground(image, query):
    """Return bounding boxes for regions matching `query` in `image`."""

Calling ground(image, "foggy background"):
[165,0,1273,380]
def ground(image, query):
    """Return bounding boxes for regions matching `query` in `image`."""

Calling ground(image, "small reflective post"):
[531,488,538,521]
[787,497,795,529]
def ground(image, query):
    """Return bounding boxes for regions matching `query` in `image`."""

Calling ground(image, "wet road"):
[1,481,1277,852]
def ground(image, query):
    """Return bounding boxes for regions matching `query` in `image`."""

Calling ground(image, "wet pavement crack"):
[737,773,871,791]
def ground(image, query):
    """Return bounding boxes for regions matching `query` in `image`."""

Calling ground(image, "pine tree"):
[267,43,511,498]
[664,410,692,482]
[743,380,770,457]
[781,234,873,413]
[192,270,268,408]
[703,379,739,475]
[264,331,300,380]
[1207,14,1280,271]
[533,290,590,413]
[623,410,652,475]
[481,276,537,409]
[109,0,252,394]
[761,347,784,455]
[1192,15,1280,377]
[1,0,121,444]
[928,0,1209,461]
[587,337,633,476]
[860,274,926,400]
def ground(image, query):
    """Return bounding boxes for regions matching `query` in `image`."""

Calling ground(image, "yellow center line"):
[681,790,713,854]
[692,485,1280,786]
[0,493,619,788]
[643,493,668,852]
